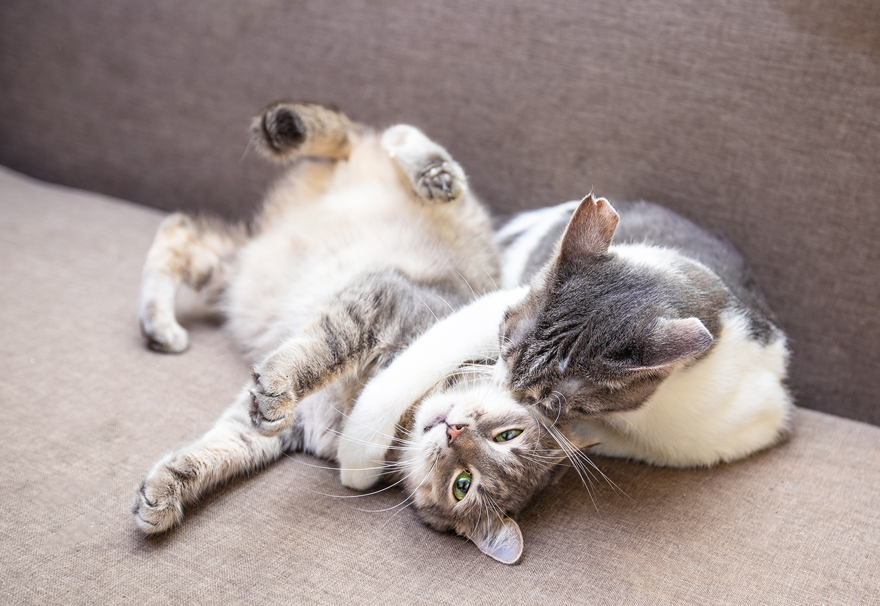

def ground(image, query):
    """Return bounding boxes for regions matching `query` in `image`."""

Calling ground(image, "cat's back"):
[499,198,793,467]
[498,200,775,329]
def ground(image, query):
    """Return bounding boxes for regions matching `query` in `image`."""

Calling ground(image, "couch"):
[2,1,878,604]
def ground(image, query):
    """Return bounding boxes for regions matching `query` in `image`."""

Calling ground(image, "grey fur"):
[499,195,787,420]
[134,103,502,536]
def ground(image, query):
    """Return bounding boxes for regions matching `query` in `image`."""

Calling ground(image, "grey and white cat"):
[134,102,569,563]
[340,195,794,562]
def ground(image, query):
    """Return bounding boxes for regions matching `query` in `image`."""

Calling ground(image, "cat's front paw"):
[416,161,464,203]
[140,315,189,353]
[132,459,191,534]
[249,368,298,436]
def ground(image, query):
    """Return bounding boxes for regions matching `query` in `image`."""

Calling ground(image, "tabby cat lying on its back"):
[134,101,568,563]
[340,195,794,562]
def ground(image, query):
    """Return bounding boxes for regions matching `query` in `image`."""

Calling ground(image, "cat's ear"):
[558,194,620,265]
[637,317,714,370]
[463,517,524,565]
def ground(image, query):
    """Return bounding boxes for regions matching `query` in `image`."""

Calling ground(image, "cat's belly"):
[291,378,361,461]
[221,189,440,360]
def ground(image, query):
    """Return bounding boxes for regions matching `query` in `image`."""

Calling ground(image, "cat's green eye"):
[453,471,471,501]
[494,429,523,443]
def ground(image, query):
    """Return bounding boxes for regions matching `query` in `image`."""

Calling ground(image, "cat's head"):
[500,195,716,420]
[398,371,588,564]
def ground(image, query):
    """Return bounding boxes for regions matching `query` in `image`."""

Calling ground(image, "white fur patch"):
[572,310,793,466]
[498,201,580,288]
[496,200,580,241]
[612,243,690,278]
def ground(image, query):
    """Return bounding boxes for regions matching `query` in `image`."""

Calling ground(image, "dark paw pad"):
[261,105,307,153]
[419,162,463,203]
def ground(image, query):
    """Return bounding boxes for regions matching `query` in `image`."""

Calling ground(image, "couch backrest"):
[2,0,878,425]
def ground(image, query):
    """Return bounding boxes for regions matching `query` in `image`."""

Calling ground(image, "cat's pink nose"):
[446,424,465,444]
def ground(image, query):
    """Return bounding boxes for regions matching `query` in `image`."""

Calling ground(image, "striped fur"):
[133,103,505,552]
[345,195,794,563]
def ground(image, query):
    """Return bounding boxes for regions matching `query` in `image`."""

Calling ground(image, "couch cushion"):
[1,167,877,604]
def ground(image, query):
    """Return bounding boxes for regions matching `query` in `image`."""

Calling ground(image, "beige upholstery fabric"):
[1,167,877,604]
[2,0,879,426]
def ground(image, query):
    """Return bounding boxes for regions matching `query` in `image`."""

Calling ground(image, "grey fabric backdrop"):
[1,0,879,425]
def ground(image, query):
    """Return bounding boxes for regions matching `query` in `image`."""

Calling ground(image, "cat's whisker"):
[482,267,498,291]
[280,451,433,498]
[239,137,253,163]
[282,454,396,474]
[516,453,560,465]
[539,420,599,511]
[545,424,629,499]
[484,493,507,526]
[613,415,655,449]
[434,294,456,315]
[327,456,436,504]
[321,401,418,444]
[377,496,419,530]
[551,390,567,405]
[321,428,423,451]
[363,452,440,515]
[413,293,440,322]
[456,271,479,302]
[377,455,446,529]
[549,393,565,426]
[476,498,486,531]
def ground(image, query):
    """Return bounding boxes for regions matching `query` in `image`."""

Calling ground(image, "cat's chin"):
[421,410,450,433]
[414,398,452,434]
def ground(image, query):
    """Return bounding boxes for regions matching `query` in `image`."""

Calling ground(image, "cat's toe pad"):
[249,373,297,436]
[260,104,307,154]
[133,473,184,534]
[418,162,463,203]
[380,124,466,204]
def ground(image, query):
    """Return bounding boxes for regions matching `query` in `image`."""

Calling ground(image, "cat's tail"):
[251,101,360,163]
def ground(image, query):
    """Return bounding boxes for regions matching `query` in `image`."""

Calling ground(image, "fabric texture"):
[1,0,879,426]
[1,166,878,604]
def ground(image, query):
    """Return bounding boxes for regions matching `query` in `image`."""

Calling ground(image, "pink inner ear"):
[467,517,524,565]
[559,195,620,262]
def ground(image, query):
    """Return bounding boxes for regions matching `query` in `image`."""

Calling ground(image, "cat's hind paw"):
[416,160,464,203]
[381,124,466,204]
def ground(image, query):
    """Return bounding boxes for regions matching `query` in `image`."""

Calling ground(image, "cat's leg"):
[139,214,246,353]
[252,101,360,163]
[380,125,467,203]
[133,387,298,533]
[249,269,446,436]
